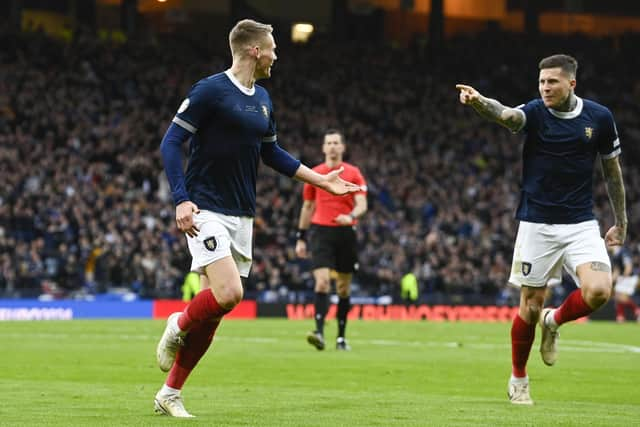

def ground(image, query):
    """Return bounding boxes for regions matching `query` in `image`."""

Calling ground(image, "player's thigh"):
[563,220,611,291]
[508,221,565,288]
[200,274,209,290]
[203,255,243,308]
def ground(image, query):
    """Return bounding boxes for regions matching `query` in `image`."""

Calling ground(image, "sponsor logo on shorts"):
[203,236,217,252]
[522,262,532,276]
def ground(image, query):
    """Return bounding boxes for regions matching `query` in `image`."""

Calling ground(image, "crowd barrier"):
[0,299,616,321]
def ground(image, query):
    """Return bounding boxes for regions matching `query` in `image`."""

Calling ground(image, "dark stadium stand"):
[1,25,638,305]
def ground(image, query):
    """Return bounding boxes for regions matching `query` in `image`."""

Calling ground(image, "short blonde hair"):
[229,19,273,57]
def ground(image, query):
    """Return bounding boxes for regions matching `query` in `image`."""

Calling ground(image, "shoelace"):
[164,395,186,410]
[511,383,529,399]
[168,335,185,350]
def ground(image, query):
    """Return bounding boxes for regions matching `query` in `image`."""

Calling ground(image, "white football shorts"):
[186,210,253,278]
[615,275,638,296]
[509,220,610,288]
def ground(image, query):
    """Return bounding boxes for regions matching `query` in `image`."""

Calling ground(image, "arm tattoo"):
[470,96,525,132]
[590,262,611,273]
[601,157,627,227]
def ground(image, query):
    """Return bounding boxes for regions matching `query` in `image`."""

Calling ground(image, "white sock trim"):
[545,309,559,330]
[160,384,181,396]
[510,375,529,384]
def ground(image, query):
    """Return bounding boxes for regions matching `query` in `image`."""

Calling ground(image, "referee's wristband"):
[295,229,307,241]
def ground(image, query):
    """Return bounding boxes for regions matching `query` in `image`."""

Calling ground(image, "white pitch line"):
[3,332,639,354]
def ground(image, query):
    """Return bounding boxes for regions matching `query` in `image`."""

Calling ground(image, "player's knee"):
[215,284,244,309]
[336,282,350,297]
[336,289,350,298]
[526,302,543,321]
[314,277,331,293]
[583,281,611,308]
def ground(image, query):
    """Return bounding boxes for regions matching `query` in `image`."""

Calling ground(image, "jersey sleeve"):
[597,108,621,159]
[302,182,315,201]
[353,167,368,195]
[172,81,218,134]
[515,100,539,133]
[262,97,277,143]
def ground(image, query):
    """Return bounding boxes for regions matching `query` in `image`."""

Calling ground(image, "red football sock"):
[553,289,594,326]
[511,314,535,378]
[615,302,626,319]
[166,319,221,390]
[178,289,229,331]
[626,299,639,311]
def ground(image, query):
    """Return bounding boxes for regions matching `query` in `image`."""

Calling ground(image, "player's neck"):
[555,92,577,112]
[229,61,256,89]
[325,159,342,169]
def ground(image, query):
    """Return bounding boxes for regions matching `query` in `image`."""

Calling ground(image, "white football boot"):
[154,391,195,418]
[508,379,534,405]
[156,312,185,372]
[539,308,559,366]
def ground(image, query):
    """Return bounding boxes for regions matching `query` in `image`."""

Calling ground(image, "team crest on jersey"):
[261,105,269,118]
[585,127,593,139]
[522,262,532,276]
[203,237,217,252]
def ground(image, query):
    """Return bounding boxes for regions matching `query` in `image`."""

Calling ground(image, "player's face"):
[538,67,576,109]
[322,134,345,161]
[254,34,277,80]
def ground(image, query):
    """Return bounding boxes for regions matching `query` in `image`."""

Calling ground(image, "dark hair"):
[538,54,578,78]
[324,128,345,143]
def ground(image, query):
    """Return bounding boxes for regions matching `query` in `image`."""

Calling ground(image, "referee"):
[295,129,368,351]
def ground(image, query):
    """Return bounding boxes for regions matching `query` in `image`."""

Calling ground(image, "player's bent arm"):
[350,193,367,219]
[469,96,526,132]
[601,156,628,229]
[297,200,315,232]
[160,123,193,205]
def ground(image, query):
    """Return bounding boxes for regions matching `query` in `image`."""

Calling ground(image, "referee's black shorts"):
[309,225,358,273]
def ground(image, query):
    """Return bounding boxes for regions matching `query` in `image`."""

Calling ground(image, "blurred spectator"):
[1,27,639,304]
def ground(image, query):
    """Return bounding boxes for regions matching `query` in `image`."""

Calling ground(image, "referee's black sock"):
[337,296,351,338]
[314,292,329,335]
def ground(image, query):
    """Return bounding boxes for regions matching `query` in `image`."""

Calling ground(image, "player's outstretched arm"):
[601,156,627,247]
[294,164,362,196]
[456,84,525,132]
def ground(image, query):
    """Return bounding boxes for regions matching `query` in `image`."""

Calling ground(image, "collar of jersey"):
[547,96,583,119]
[224,69,255,96]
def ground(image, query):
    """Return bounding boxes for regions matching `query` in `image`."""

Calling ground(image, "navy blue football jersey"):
[516,96,620,224]
[611,246,632,274]
[172,70,277,217]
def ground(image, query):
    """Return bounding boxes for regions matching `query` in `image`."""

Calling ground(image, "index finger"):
[455,84,472,91]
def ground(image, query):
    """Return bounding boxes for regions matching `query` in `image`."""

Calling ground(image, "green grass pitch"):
[0,318,638,426]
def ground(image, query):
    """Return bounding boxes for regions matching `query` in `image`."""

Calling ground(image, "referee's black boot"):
[336,337,351,351]
[306,331,325,350]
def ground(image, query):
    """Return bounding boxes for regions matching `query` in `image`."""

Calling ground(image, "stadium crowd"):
[1,24,639,304]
